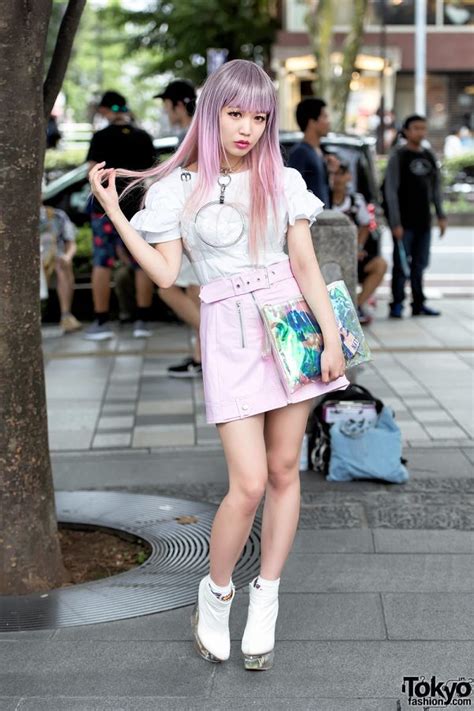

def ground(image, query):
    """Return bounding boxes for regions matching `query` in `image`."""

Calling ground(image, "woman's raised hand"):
[89,162,120,215]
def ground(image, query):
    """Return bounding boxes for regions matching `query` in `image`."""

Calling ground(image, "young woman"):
[89,59,348,671]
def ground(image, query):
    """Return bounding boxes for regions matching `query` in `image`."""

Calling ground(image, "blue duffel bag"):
[327,406,409,484]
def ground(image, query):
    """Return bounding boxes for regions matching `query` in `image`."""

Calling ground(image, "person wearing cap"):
[84,91,157,340]
[155,80,203,377]
[155,80,196,146]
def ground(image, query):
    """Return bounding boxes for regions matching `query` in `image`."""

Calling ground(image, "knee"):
[267,451,299,491]
[231,475,267,514]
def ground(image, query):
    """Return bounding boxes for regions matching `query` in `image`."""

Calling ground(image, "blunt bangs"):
[215,61,276,118]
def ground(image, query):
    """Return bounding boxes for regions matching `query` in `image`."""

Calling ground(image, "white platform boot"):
[241,576,280,670]
[191,575,235,663]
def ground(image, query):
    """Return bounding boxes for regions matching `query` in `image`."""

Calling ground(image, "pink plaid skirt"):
[199,259,349,424]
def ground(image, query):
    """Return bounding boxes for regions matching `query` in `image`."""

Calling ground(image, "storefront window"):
[444,0,474,24]
[368,0,437,24]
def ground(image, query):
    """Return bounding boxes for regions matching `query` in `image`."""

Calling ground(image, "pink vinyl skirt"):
[199,259,349,425]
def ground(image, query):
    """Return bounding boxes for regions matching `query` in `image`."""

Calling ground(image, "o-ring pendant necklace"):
[192,166,246,249]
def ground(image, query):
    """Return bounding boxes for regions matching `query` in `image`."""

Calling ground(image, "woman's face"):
[219,106,267,163]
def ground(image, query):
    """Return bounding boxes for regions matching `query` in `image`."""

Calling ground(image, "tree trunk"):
[305,0,369,131]
[0,0,66,594]
[306,0,334,102]
[332,0,369,131]
[44,0,87,119]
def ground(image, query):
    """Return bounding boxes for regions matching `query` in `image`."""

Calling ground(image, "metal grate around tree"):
[0,491,261,632]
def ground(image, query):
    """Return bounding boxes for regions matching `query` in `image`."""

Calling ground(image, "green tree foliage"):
[46,1,158,123]
[101,0,279,85]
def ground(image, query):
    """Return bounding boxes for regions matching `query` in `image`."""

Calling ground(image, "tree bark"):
[0,0,83,594]
[43,0,87,120]
[332,0,369,131]
[306,0,334,102]
[305,0,369,130]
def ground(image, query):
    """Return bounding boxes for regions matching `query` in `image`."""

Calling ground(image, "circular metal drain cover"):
[0,491,261,632]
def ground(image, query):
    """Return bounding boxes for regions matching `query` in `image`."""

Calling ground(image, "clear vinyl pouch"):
[259,280,372,394]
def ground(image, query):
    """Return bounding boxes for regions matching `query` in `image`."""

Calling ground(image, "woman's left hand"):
[320,343,345,384]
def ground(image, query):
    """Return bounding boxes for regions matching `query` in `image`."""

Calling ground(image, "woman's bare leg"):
[259,399,315,580]
[209,414,268,585]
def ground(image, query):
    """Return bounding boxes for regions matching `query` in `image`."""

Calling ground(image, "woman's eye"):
[228,111,241,118]
[255,115,266,123]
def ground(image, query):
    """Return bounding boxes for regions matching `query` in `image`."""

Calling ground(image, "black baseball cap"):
[154,80,196,104]
[98,91,129,113]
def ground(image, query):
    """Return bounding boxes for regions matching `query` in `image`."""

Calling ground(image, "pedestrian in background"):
[331,161,387,325]
[384,114,447,318]
[155,80,202,377]
[84,90,156,340]
[288,98,332,207]
[40,205,82,333]
[155,79,196,145]
[89,60,348,671]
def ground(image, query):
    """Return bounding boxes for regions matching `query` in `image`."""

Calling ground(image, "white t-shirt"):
[130,166,324,285]
[332,193,371,228]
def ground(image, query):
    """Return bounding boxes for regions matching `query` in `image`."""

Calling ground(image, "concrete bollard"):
[311,210,358,385]
[311,210,357,304]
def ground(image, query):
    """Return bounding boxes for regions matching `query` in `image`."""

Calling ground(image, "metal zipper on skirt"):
[236,301,246,348]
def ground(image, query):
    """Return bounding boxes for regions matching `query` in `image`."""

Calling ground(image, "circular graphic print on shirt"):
[409,157,433,177]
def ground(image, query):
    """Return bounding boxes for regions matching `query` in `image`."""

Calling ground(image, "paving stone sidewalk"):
[1,296,473,709]
[43,297,473,452]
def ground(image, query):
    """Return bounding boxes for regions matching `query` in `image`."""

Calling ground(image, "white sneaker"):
[83,320,114,341]
[133,320,152,338]
[241,576,279,670]
[191,575,235,663]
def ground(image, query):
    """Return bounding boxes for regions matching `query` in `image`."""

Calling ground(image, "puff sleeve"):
[130,171,184,244]
[284,167,325,227]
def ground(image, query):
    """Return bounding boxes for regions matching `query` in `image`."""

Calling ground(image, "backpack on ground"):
[307,383,408,484]
[307,384,383,474]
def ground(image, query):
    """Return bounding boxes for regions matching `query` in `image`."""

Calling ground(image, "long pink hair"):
[119,59,284,258]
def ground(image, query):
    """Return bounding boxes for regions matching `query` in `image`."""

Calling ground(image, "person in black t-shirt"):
[84,91,156,340]
[384,114,447,318]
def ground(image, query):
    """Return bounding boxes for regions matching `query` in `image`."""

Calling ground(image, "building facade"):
[273,0,474,149]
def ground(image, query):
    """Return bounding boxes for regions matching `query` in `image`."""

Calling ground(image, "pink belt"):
[199,260,294,304]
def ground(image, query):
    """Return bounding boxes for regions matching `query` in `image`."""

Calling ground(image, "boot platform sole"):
[191,605,226,664]
[243,650,274,671]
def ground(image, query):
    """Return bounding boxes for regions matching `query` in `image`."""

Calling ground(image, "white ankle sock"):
[208,576,233,599]
[254,575,280,590]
